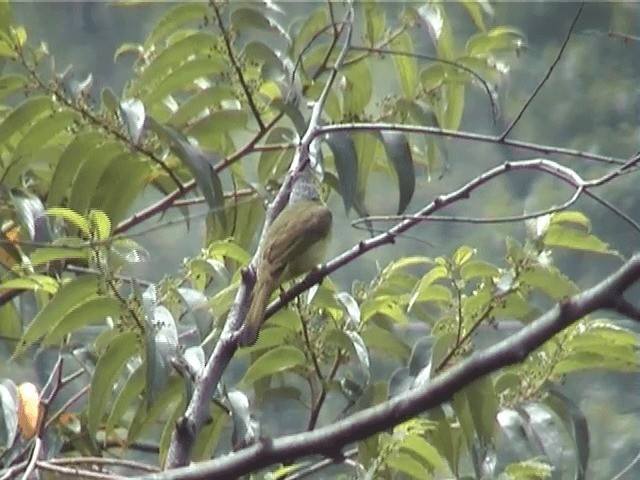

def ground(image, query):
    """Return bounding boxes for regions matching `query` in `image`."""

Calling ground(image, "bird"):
[238,170,333,346]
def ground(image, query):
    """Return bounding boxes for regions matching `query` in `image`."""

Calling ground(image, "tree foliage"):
[0,1,639,479]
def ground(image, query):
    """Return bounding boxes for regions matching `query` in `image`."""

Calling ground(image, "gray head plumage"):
[288,169,321,204]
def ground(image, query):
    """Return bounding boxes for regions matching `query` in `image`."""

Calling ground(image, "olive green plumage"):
[238,173,332,346]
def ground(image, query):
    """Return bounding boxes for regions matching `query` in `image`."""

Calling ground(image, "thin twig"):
[500,2,584,139]
[48,457,159,473]
[45,385,90,430]
[351,45,498,121]
[307,353,341,431]
[319,122,626,165]
[210,1,265,131]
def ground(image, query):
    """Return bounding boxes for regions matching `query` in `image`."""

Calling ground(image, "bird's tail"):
[238,275,273,347]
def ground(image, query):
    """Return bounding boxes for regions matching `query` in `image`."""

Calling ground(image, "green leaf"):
[88,210,111,240]
[401,434,445,470]
[29,247,88,266]
[0,96,54,147]
[461,0,490,31]
[189,403,227,462]
[361,296,408,325]
[0,379,18,444]
[442,82,465,130]
[464,376,497,443]
[143,57,226,106]
[342,58,372,115]
[409,265,449,309]
[46,207,90,236]
[503,459,553,479]
[168,85,236,127]
[549,210,591,231]
[452,245,475,267]
[379,131,415,214]
[148,119,225,225]
[387,451,431,479]
[271,94,306,135]
[543,389,589,479]
[43,296,125,347]
[135,32,224,95]
[14,110,79,156]
[390,31,418,98]
[291,8,328,59]
[466,26,526,57]
[519,265,578,299]
[243,41,285,80]
[231,7,286,37]
[101,87,120,115]
[432,5,455,59]
[426,406,455,471]
[411,284,452,309]
[127,377,182,444]
[239,326,292,357]
[257,126,294,182]
[494,291,536,321]
[113,42,141,62]
[68,142,124,214]
[0,1,12,35]
[459,260,499,280]
[420,64,445,93]
[543,224,613,254]
[107,365,144,432]
[0,301,21,346]
[362,324,410,361]
[185,109,248,148]
[144,3,209,48]
[382,256,433,277]
[89,155,151,225]
[47,131,106,208]
[304,77,341,122]
[15,276,100,355]
[0,37,14,59]
[364,2,386,46]
[207,196,264,251]
[88,331,139,439]
[325,132,358,213]
[145,315,175,409]
[10,26,26,48]
[0,74,27,101]
[207,239,251,265]
[0,275,59,296]
[159,398,186,465]
[241,345,306,386]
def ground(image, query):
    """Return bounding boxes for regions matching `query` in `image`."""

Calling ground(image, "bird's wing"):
[263,202,332,276]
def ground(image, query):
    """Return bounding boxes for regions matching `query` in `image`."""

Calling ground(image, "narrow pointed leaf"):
[325,132,358,213]
[88,331,138,438]
[43,296,124,346]
[148,118,225,226]
[379,131,415,214]
[241,346,306,385]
